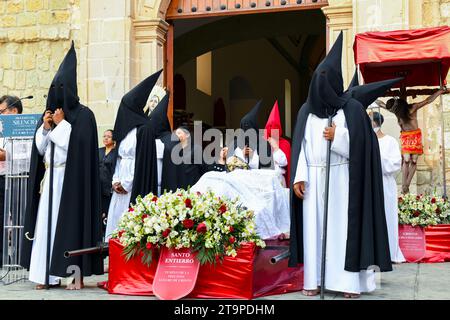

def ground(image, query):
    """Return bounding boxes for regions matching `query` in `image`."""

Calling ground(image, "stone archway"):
[130,0,354,125]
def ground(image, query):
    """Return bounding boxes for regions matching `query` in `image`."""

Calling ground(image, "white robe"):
[29,120,72,285]
[156,139,164,196]
[294,109,375,294]
[379,135,405,263]
[105,128,137,239]
[233,147,287,185]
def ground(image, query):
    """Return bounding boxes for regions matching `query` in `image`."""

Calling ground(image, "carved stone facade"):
[0,0,449,192]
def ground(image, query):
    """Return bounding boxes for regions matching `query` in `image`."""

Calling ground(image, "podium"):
[1,114,40,284]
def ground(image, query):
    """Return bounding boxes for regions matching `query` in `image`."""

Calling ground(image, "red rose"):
[146,242,153,250]
[413,211,420,217]
[398,197,403,203]
[183,219,195,229]
[416,196,421,200]
[142,214,149,221]
[162,228,171,238]
[431,198,436,204]
[219,204,227,214]
[229,226,234,233]
[229,236,236,244]
[118,230,125,238]
[185,198,193,209]
[152,196,158,202]
[128,207,134,212]
[196,222,207,234]
[436,207,442,214]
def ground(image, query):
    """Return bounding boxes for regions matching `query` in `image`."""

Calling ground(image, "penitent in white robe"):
[294,109,376,294]
[29,120,72,285]
[156,139,164,196]
[105,128,137,239]
[378,135,405,263]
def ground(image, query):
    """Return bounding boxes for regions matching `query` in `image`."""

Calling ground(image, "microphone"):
[8,95,34,108]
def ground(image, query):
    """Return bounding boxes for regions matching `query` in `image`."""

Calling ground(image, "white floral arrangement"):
[398,193,450,227]
[226,156,250,172]
[111,189,266,266]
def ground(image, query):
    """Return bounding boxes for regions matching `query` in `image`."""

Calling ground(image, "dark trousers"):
[0,175,5,267]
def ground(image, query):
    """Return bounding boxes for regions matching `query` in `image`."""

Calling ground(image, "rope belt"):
[39,162,66,194]
[308,161,349,168]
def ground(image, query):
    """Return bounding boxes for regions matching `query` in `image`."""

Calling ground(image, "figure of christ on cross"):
[383,87,447,194]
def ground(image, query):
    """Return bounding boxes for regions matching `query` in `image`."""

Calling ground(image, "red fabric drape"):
[105,239,303,299]
[264,101,291,186]
[422,225,450,263]
[354,26,450,87]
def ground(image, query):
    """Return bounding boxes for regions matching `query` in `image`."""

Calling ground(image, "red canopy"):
[354,26,450,88]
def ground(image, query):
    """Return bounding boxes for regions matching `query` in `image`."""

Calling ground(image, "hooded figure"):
[160,123,205,193]
[104,71,161,239]
[148,93,174,195]
[21,42,104,287]
[288,32,399,296]
[264,101,291,186]
[231,100,272,169]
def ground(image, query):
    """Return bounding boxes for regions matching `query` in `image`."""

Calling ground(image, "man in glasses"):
[0,95,23,268]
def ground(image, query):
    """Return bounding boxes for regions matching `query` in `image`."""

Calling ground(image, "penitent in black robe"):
[21,42,104,277]
[288,32,401,273]
[112,70,162,203]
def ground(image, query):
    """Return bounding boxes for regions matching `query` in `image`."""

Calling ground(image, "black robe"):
[288,32,394,273]
[21,42,103,277]
[129,123,158,201]
[112,70,162,203]
[161,135,204,193]
[22,107,104,277]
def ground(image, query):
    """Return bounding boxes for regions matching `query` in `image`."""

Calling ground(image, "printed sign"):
[0,114,41,138]
[152,247,200,300]
[399,224,426,263]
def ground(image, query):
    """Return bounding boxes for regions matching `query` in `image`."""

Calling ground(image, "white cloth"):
[28,120,72,285]
[156,139,164,196]
[105,128,137,239]
[379,135,405,263]
[294,110,376,294]
[273,149,288,186]
[191,169,290,239]
[234,147,259,169]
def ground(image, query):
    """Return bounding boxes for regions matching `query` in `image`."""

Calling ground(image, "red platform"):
[105,239,303,299]
[422,225,450,263]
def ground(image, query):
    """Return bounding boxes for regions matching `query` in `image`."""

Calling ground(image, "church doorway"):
[164,1,328,138]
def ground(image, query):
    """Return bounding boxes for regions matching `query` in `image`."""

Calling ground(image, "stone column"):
[321,0,353,88]
[80,0,132,139]
[131,18,169,87]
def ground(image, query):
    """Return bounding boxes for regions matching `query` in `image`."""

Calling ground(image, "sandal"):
[343,292,360,299]
[35,282,61,290]
[302,288,320,296]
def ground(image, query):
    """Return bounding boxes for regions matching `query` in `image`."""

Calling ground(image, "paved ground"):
[0,262,449,300]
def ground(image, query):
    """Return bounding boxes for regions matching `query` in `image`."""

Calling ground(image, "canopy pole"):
[439,63,447,198]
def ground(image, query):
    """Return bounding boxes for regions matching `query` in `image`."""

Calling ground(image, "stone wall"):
[0,0,81,113]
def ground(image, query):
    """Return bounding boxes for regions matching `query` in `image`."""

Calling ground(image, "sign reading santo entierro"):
[0,114,41,138]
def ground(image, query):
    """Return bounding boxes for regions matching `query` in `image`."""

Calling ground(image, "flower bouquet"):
[226,156,250,172]
[398,193,450,227]
[111,189,266,266]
